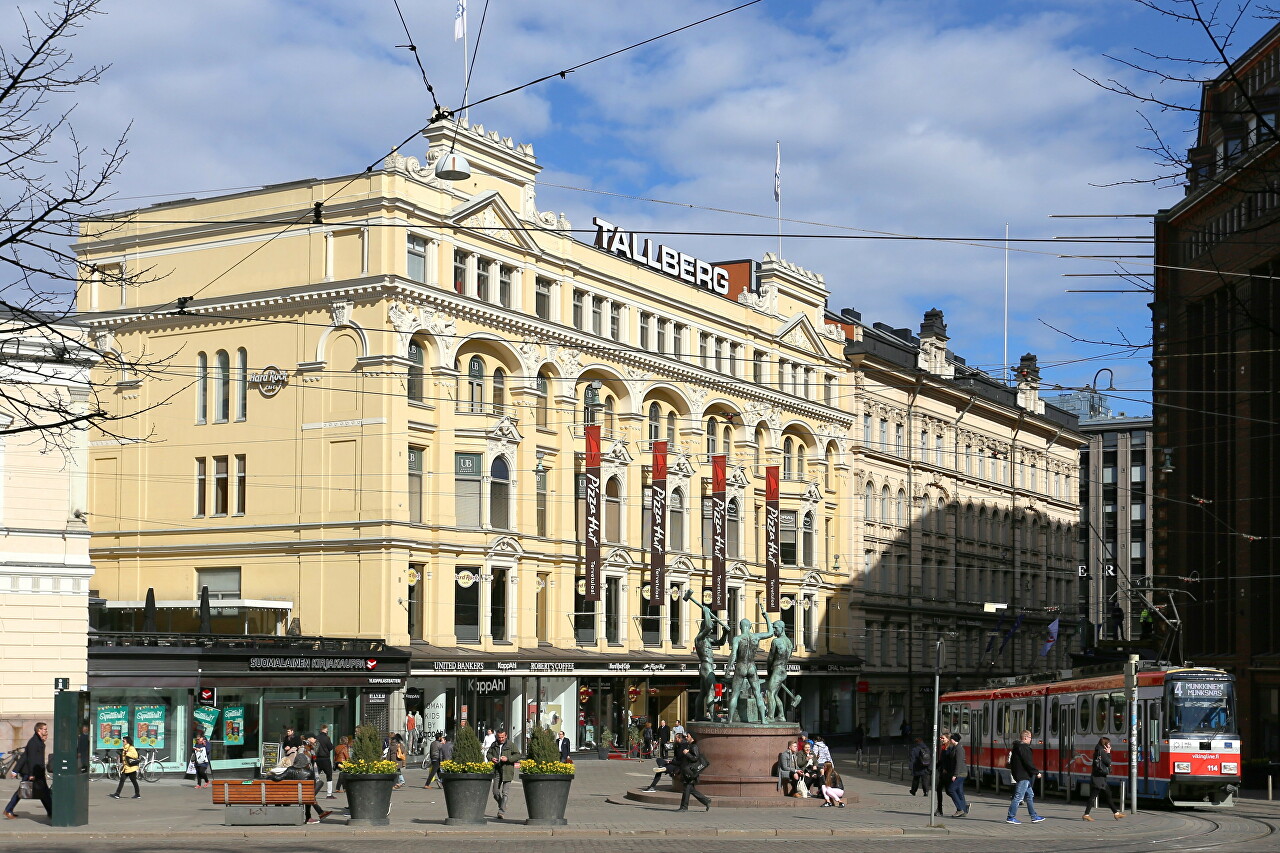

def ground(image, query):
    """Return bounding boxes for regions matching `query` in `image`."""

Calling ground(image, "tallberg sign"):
[593,217,731,295]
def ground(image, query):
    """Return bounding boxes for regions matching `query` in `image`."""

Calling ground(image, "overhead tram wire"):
[391,0,444,116]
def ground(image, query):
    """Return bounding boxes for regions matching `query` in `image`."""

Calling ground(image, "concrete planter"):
[521,773,572,825]
[344,773,396,826]
[441,772,492,825]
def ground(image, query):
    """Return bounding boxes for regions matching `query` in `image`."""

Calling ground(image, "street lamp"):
[928,635,945,829]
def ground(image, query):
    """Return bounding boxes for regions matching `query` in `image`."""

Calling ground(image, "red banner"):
[765,465,780,611]
[711,454,727,610]
[649,441,667,608]
[584,424,602,602]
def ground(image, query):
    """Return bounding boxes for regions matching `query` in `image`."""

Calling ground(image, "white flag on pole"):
[774,141,781,203]
[454,0,467,41]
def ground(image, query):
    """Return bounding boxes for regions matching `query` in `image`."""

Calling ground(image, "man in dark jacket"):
[909,736,932,795]
[555,731,572,762]
[1005,729,1045,824]
[424,732,445,789]
[314,724,335,799]
[4,722,50,820]
[943,734,969,817]
[486,730,521,819]
[656,719,671,758]
[673,732,711,811]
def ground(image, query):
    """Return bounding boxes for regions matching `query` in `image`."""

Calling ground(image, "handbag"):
[18,780,33,800]
[186,761,197,775]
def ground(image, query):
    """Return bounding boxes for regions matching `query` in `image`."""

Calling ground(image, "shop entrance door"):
[472,695,508,736]
[263,701,349,746]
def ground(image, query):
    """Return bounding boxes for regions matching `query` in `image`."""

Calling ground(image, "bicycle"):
[138,749,171,783]
[0,747,24,778]
[89,752,120,782]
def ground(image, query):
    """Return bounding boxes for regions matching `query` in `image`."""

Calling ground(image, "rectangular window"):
[715,339,724,373]
[535,572,550,642]
[476,259,490,301]
[196,567,240,600]
[895,423,904,456]
[699,333,709,367]
[669,584,683,645]
[407,235,427,282]
[498,265,512,308]
[572,290,584,329]
[408,563,424,640]
[455,452,482,527]
[672,324,683,358]
[453,249,467,294]
[575,584,596,645]
[592,296,604,335]
[753,352,764,384]
[195,458,207,517]
[639,313,651,350]
[863,414,872,445]
[213,456,229,515]
[491,567,508,642]
[409,447,424,524]
[454,567,481,643]
[234,454,247,515]
[610,302,621,340]
[657,320,667,353]
[536,468,548,537]
[605,576,621,645]
[780,510,798,566]
[825,377,835,406]
[879,419,888,451]
[535,277,552,320]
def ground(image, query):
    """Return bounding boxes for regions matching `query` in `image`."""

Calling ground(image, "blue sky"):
[37,0,1280,414]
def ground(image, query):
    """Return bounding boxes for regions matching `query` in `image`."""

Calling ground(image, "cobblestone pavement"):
[1,748,1275,852]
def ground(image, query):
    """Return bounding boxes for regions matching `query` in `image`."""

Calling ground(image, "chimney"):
[1016,353,1045,414]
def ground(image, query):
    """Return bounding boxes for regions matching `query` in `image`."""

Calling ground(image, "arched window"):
[648,402,661,442]
[493,368,506,415]
[802,512,815,567]
[669,489,686,551]
[666,411,677,445]
[825,444,835,489]
[602,395,616,434]
[490,456,511,529]
[408,340,425,402]
[215,350,231,422]
[880,486,890,520]
[754,427,765,468]
[727,498,741,559]
[922,494,933,531]
[236,348,248,421]
[536,372,549,428]
[467,356,485,412]
[583,382,599,425]
[896,490,907,526]
[865,482,875,519]
[706,417,719,456]
[605,476,622,542]
[796,443,806,478]
[196,352,208,424]
[783,437,794,478]
[722,425,732,458]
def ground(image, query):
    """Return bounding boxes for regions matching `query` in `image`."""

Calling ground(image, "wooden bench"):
[211,780,317,826]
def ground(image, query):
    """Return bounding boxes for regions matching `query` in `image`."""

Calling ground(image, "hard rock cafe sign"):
[248,365,288,398]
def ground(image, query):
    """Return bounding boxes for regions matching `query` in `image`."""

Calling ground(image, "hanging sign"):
[765,465,780,612]
[711,454,727,609]
[583,424,602,602]
[649,440,667,608]
[192,705,221,738]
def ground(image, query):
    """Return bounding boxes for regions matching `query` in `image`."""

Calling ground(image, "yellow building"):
[76,120,1081,762]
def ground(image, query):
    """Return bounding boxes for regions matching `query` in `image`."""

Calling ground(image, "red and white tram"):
[940,664,1239,807]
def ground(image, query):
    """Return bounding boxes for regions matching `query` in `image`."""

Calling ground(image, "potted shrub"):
[440,724,493,825]
[597,727,614,760]
[521,725,574,825]
[339,724,398,826]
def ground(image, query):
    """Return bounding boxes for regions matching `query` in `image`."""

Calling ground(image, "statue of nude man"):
[761,620,794,723]
[727,618,773,723]
[685,590,727,721]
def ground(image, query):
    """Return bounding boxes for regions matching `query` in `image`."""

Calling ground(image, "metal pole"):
[929,638,942,828]
[1127,655,1139,814]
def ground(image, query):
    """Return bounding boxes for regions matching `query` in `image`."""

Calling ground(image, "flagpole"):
[461,5,470,124]
[1003,222,1009,385]
[775,141,782,259]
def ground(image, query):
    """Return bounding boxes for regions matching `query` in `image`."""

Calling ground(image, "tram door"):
[1058,704,1075,790]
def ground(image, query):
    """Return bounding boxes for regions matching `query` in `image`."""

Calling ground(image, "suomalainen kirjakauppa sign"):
[593,216,731,295]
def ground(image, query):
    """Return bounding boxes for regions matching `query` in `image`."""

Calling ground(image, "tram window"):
[1031,702,1041,737]
[1148,704,1160,738]
[982,706,990,736]
[996,704,1004,736]
[1110,693,1125,734]
[962,708,971,735]
[1078,697,1089,733]
[1049,699,1059,736]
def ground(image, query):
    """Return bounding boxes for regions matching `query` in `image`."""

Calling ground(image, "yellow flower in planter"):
[440,759,496,774]
[520,760,576,776]
[339,759,400,775]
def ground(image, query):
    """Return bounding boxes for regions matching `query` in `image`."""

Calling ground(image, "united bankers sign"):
[593,217,731,295]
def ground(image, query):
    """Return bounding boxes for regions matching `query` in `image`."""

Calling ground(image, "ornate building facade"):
[75,120,1080,765]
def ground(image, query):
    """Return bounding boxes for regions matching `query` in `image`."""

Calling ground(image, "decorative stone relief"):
[552,345,582,376]
[602,439,633,480]
[331,300,353,328]
[486,416,523,457]
[821,322,845,341]
[801,482,823,506]
[738,281,779,316]
[388,302,420,357]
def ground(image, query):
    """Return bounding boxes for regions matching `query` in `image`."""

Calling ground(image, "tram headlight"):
[1221,762,1238,775]
[1174,761,1191,774]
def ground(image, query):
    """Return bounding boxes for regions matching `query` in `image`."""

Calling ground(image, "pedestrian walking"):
[390,733,407,788]
[4,721,51,819]
[671,720,685,739]
[424,732,444,788]
[556,730,572,763]
[481,728,496,754]
[108,735,142,800]
[314,724,335,798]
[938,734,968,817]
[674,731,711,811]
[909,736,932,795]
[191,733,212,788]
[656,719,671,758]
[1082,737,1126,821]
[486,730,521,819]
[934,734,948,816]
[852,723,866,756]
[333,735,350,793]
[1005,729,1045,824]
[642,722,654,758]
[819,761,845,807]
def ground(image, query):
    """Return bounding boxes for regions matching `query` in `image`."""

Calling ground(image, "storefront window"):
[455,567,481,643]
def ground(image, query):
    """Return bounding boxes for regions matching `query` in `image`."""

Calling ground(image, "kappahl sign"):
[593,217,730,295]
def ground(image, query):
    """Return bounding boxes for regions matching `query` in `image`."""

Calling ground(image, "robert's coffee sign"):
[593,217,732,295]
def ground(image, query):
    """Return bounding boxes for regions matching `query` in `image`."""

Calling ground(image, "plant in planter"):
[339,724,398,826]
[597,727,614,760]
[439,724,493,825]
[521,725,575,825]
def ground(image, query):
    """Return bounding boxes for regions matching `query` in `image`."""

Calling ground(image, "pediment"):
[446,191,542,253]
[776,313,827,356]
[487,415,523,444]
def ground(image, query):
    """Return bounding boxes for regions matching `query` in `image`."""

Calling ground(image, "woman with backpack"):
[1082,737,1126,821]
[109,736,141,800]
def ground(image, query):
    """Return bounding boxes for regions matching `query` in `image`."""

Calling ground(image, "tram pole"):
[1126,654,1139,813]
[929,637,943,829]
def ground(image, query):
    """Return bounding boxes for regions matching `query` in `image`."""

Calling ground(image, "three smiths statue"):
[684,589,728,721]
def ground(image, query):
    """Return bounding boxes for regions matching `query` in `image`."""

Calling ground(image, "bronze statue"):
[727,617,773,723]
[684,590,727,721]
[760,608,798,723]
